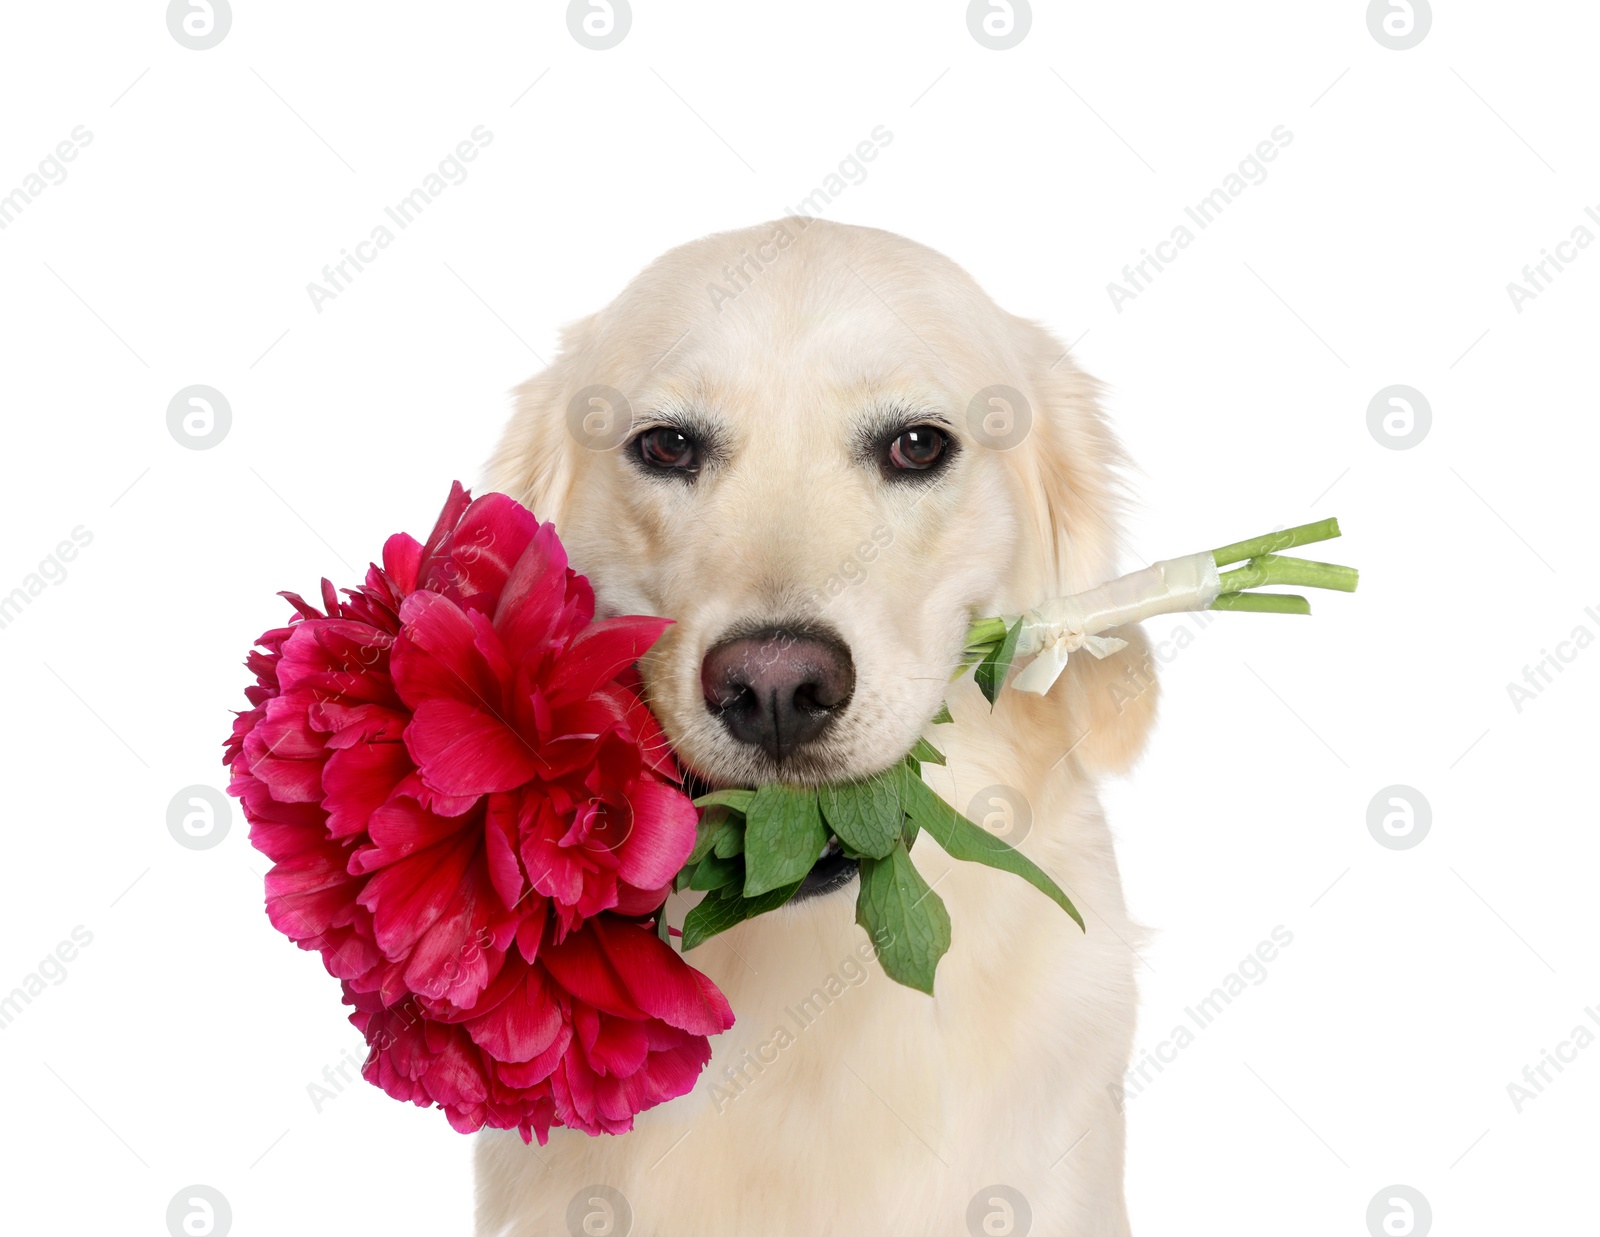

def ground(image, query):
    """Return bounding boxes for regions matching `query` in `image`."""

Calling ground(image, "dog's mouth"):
[791,835,859,901]
[676,776,865,906]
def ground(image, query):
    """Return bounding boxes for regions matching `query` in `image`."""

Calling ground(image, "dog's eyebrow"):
[853,402,954,443]
[632,404,707,430]
[631,402,728,451]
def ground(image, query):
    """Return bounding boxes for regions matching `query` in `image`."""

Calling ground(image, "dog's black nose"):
[700,627,855,760]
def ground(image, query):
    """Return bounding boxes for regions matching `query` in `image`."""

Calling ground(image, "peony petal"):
[383,532,424,594]
[245,749,324,804]
[391,591,504,710]
[357,829,477,958]
[313,702,410,747]
[590,916,735,1035]
[612,881,672,917]
[538,922,648,1021]
[416,481,474,572]
[275,621,396,706]
[233,775,329,859]
[551,1051,601,1134]
[424,492,539,612]
[392,770,480,820]
[514,899,547,964]
[492,521,575,662]
[466,964,565,1064]
[423,1030,491,1108]
[313,923,386,985]
[323,741,413,839]
[586,1014,650,1078]
[250,693,325,760]
[529,835,608,918]
[403,897,497,1006]
[544,616,672,705]
[264,847,359,940]
[640,1036,714,1106]
[495,1020,572,1089]
[406,697,541,796]
[353,796,473,873]
[484,793,527,910]
[613,777,698,891]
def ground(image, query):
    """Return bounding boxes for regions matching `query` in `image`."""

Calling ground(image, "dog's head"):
[489,220,1143,790]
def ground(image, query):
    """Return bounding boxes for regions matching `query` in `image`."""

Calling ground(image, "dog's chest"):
[480,752,1139,1236]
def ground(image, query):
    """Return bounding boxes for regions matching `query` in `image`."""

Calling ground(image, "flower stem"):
[1217,553,1359,594]
[960,516,1355,662]
[1210,591,1311,614]
[965,616,1009,648]
[1211,517,1341,567]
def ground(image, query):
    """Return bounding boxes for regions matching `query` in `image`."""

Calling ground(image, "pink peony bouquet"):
[229,481,1356,1142]
[225,483,732,1143]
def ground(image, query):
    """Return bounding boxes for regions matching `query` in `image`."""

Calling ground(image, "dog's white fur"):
[478,220,1156,1236]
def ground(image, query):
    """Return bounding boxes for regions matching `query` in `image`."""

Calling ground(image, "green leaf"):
[688,850,742,892]
[907,737,946,766]
[973,618,1024,706]
[681,880,804,951]
[688,806,737,866]
[817,769,907,860]
[855,843,951,994]
[743,784,828,897]
[930,701,954,725]
[712,819,745,858]
[693,789,756,813]
[901,811,920,850]
[673,866,695,894]
[900,774,1084,931]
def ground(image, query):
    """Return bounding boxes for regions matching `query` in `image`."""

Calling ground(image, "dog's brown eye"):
[635,427,699,473]
[887,427,948,472]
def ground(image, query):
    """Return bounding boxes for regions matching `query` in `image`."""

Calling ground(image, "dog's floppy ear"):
[483,314,600,528]
[1002,317,1128,599]
[1000,318,1158,776]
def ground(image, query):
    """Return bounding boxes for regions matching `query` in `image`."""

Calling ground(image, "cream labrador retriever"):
[477,219,1157,1236]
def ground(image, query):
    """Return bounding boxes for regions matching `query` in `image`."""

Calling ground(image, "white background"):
[0,2,1595,1234]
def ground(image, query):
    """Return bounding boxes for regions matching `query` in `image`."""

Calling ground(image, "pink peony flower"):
[226,483,731,1140]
